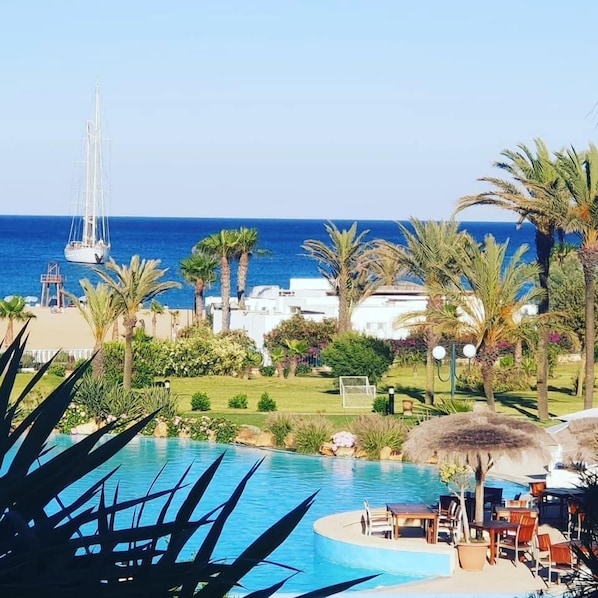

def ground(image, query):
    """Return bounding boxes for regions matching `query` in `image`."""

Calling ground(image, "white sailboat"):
[64,82,111,264]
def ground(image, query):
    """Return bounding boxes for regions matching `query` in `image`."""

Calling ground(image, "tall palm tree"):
[0,296,35,348]
[455,139,568,420]
[195,230,238,333]
[438,235,544,411]
[232,227,266,310]
[555,144,598,409]
[180,252,218,321]
[95,256,181,390]
[302,222,374,334]
[148,299,164,337]
[66,280,120,377]
[377,218,470,405]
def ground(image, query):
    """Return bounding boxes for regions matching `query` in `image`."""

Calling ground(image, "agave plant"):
[0,325,372,596]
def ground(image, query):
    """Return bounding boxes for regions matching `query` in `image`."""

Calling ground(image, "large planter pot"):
[456,542,488,571]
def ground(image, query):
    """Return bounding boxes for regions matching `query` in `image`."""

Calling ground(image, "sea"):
[0,216,541,309]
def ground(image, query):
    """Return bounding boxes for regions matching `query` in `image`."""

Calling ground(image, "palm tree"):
[232,227,267,310]
[180,252,218,321]
[195,230,238,333]
[555,144,598,409]
[94,256,181,390]
[455,139,568,420]
[438,235,545,411]
[0,296,35,348]
[284,339,309,378]
[378,218,470,405]
[302,222,374,334]
[148,299,164,337]
[65,280,120,377]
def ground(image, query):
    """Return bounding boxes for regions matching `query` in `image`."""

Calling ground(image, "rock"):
[254,431,276,448]
[320,442,335,456]
[153,421,168,438]
[178,429,191,439]
[389,451,403,461]
[235,425,262,446]
[379,446,392,460]
[71,421,99,435]
[354,447,368,459]
[335,446,356,458]
[284,432,297,450]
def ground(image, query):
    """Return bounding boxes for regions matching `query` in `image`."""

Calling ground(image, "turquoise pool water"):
[46,435,525,595]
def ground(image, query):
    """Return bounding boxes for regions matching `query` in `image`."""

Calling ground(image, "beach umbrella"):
[403,410,551,524]
[548,418,598,467]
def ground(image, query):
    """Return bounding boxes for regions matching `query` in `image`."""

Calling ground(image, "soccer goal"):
[339,376,377,408]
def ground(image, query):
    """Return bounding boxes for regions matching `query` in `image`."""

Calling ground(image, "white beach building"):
[207,278,428,350]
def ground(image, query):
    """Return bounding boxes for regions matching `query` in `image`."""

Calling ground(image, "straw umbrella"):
[550,418,598,467]
[403,411,551,524]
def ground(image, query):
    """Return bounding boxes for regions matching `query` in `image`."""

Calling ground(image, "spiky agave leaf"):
[0,333,369,597]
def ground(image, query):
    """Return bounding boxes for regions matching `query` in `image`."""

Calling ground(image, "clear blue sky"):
[1,1,596,221]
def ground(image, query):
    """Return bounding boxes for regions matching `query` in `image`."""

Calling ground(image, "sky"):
[1,1,597,221]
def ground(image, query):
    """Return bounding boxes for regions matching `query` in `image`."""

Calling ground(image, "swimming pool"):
[47,434,525,595]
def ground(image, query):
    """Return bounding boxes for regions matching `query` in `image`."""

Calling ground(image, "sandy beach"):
[10,306,195,352]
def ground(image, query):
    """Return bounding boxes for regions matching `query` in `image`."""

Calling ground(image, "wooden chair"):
[363,500,394,539]
[529,481,548,515]
[567,500,586,540]
[498,515,536,562]
[437,498,459,542]
[533,533,578,585]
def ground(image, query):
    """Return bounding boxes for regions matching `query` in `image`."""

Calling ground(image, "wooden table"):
[470,519,519,564]
[386,502,438,544]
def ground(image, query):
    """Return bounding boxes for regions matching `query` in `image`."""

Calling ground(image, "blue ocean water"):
[0,216,539,309]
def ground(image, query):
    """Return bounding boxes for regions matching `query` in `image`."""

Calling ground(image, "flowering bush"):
[331,430,356,449]
[56,402,90,434]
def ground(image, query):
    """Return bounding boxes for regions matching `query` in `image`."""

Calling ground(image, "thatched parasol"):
[549,418,598,467]
[403,411,551,524]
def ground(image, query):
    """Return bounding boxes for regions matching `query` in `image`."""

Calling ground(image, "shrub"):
[417,396,473,416]
[372,396,389,414]
[351,413,409,460]
[257,392,277,412]
[266,412,295,447]
[191,391,211,411]
[47,364,66,377]
[260,365,276,377]
[210,417,240,443]
[136,386,178,419]
[188,415,212,441]
[293,415,333,454]
[321,332,394,383]
[228,393,248,409]
[456,366,531,393]
[295,363,312,376]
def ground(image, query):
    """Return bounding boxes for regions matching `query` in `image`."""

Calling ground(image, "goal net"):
[339,376,377,408]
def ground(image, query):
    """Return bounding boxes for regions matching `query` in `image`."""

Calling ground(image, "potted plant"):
[440,462,489,571]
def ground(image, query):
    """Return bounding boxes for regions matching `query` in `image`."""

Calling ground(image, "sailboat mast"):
[91,82,101,245]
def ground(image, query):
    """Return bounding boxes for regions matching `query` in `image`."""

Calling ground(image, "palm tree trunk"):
[288,356,297,378]
[535,228,552,421]
[152,314,157,337]
[481,364,495,411]
[221,258,231,333]
[536,332,549,420]
[123,315,136,390]
[196,280,205,320]
[6,320,14,346]
[582,256,596,409]
[92,342,104,378]
[425,345,436,405]
[577,351,585,397]
[338,282,351,334]
[237,252,249,310]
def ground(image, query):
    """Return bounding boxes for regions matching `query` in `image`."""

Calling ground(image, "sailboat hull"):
[64,242,110,264]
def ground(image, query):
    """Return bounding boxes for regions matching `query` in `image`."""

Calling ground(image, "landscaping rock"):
[71,421,99,435]
[153,422,168,438]
[320,442,335,456]
[335,446,356,458]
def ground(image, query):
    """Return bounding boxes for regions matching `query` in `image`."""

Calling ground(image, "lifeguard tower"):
[40,262,65,309]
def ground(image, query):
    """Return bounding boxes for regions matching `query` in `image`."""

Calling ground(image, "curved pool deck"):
[314,510,455,578]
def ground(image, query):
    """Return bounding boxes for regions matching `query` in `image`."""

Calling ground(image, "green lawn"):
[14,359,585,427]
